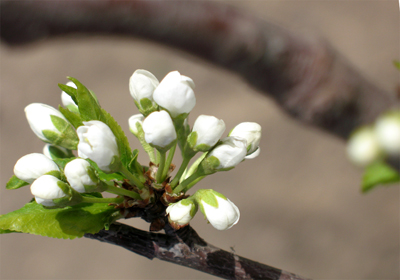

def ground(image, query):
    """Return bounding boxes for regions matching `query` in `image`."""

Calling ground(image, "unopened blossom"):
[128,114,145,136]
[153,71,196,118]
[189,115,225,152]
[375,112,400,156]
[77,120,119,172]
[25,103,78,149]
[61,81,78,111]
[142,110,177,150]
[30,175,67,207]
[229,122,261,158]
[14,153,60,183]
[64,159,98,193]
[166,199,197,226]
[129,69,159,103]
[347,127,382,167]
[195,189,240,230]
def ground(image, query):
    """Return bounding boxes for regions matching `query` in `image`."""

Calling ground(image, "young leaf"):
[0,201,120,239]
[59,105,83,128]
[361,161,400,193]
[101,108,132,167]
[67,77,104,121]
[58,83,78,104]
[6,175,29,190]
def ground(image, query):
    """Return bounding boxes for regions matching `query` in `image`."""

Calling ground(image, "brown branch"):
[84,222,309,280]
[0,0,396,139]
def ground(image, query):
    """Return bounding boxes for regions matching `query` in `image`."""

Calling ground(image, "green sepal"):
[198,155,220,175]
[58,83,78,104]
[45,143,75,159]
[86,159,125,181]
[194,189,227,217]
[67,77,104,122]
[361,161,400,193]
[44,115,79,150]
[44,170,62,180]
[139,98,158,117]
[50,181,83,208]
[151,139,177,154]
[194,143,212,153]
[179,198,198,218]
[53,157,76,169]
[59,105,83,128]
[172,115,190,153]
[6,175,29,190]
[186,131,198,150]
[0,200,119,239]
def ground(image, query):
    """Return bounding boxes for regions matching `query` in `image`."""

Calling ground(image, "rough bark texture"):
[85,222,310,280]
[0,0,396,139]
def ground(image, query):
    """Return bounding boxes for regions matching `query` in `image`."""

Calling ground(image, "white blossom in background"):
[129,69,159,103]
[195,189,240,230]
[142,110,177,150]
[61,81,78,110]
[153,71,196,118]
[30,175,67,207]
[190,115,225,151]
[14,153,60,183]
[205,136,247,170]
[77,120,119,172]
[166,199,197,226]
[347,127,382,167]
[229,122,262,158]
[128,114,145,136]
[64,159,97,193]
[375,113,400,156]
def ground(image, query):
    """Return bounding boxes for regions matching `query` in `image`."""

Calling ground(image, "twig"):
[84,222,310,280]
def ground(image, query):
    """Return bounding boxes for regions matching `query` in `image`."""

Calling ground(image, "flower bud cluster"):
[347,111,400,167]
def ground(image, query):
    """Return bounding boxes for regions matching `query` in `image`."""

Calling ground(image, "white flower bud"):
[142,110,177,150]
[166,199,197,226]
[64,159,97,193]
[153,71,196,118]
[14,153,60,183]
[190,115,225,151]
[77,121,119,172]
[375,112,400,156]
[30,175,67,207]
[195,189,240,230]
[347,127,382,167]
[61,81,78,110]
[43,144,71,159]
[229,122,262,158]
[129,69,159,103]
[206,136,247,170]
[25,103,78,150]
[128,114,145,135]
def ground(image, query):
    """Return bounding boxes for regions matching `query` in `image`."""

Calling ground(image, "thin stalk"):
[173,169,202,194]
[118,164,145,189]
[162,142,176,180]
[105,184,142,200]
[182,175,205,193]
[81,196,124,204]
[170,155,192,188]
[155,150,162,165]
[156,151,166,183]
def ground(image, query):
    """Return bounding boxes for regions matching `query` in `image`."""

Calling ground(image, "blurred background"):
[0,1,399,279]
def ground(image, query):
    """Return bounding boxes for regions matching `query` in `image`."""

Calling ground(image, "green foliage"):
[59,105,83,128]
[87,159,125,181]
[6,175,29,190]
[362,161,400,193]
[394,60,400,71]
[0,201,119,239]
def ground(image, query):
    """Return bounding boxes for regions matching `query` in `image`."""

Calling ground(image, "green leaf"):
[58,83,78,104]
[59,105,83,128]
[53,157,76,169]
[101,109,132,167]
[0,228,19,234]
[67,77,104,122]
[394,60,400,71]
[87,159,125,181]
[0,201,119,239]
[361,162,400,193]
[6,175,29,190]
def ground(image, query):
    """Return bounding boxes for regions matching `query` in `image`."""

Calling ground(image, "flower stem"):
[170,155,192,188]
[182,175,206,193]
[104,184,142,200]
[162,142,176,180]
[173,169,202,194]
[118,164,145,190]
[81,196,124,204]
[138,136,156,163]
[156,151,166,183]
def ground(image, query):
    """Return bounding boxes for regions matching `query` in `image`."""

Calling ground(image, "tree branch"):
[84,222,309,280]
[0,0,396,139]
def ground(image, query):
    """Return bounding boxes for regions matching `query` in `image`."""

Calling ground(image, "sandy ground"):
[0,1,399,279]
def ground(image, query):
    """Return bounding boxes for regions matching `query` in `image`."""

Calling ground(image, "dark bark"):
[0,0,396,139]
[84,222,309,280]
